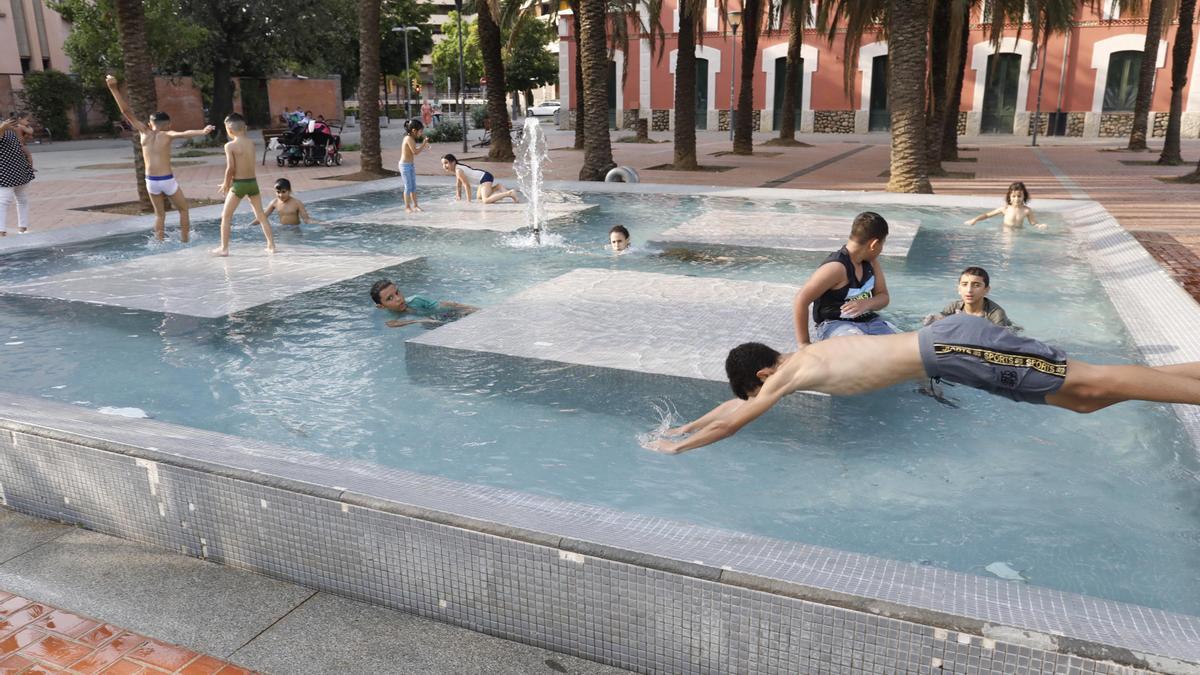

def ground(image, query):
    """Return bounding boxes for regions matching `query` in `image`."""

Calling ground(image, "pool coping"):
[1,180,1198,673]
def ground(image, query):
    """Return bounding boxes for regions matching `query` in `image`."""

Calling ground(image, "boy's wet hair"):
[960,266,990,287]
[609,224,630,239]
[441,153,458,164]
[224,112,246,131]
[404,118,425,133]
[726,342,781,400]
[369,279,395,305]
[274,178,292,192]
[848,211,888,244]
[1006,181,1030,203]
[149,111,170,122]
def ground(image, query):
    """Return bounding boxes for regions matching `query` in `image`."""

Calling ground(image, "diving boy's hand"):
[646,438,682,454]
[662,426,688,438]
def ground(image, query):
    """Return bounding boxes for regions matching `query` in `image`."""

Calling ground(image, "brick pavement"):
[0,591,253,675]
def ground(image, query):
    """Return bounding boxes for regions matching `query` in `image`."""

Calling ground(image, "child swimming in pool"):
[213,113,275,256]
[923,266,1016,329]
[400,119,431,213]
[964,181,1045,229]
[442,154,518,204]
[369,278,477,328]
[263,178,318,226]
[609,225,630,252]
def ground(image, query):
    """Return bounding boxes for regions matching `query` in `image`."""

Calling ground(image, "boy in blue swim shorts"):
[645,313,1200,454]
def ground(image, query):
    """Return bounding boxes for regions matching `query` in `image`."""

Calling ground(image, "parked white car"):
[529,100,561,117]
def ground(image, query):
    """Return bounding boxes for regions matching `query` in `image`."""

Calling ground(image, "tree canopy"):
[432,11,485,94]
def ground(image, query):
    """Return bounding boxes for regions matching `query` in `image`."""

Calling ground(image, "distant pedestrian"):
[421,99,433,127]
[0,116,36,236]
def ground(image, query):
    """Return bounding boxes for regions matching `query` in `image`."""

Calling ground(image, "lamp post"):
[391,26,420,120]
[728,11,742,141]
[455,0,467,152]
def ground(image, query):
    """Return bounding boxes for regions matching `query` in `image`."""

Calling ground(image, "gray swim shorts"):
[917,314,1068,404]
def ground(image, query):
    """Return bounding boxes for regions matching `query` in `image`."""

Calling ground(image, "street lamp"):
[391,26,420,120]
[455,0,467,152]
[728,11,742,141]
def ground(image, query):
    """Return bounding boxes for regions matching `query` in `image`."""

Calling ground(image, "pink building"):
[0,0,73,114]
[557,1,1196,138]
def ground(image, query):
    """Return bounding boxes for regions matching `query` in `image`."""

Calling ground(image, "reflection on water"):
[0,188,1198,617]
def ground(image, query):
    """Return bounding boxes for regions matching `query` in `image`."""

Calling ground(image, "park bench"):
[260,126,290,165]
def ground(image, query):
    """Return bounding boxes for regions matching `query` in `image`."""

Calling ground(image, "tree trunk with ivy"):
[112,0,157,209]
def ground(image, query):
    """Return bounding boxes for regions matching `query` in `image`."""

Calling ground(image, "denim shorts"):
[399,162,416,195]
[813,317,898,341]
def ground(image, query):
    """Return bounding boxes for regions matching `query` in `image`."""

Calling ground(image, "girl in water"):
[441,154,518,204]
[964,181,1045,229]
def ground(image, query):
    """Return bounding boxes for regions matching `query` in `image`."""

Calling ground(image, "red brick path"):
[0,592,253,675]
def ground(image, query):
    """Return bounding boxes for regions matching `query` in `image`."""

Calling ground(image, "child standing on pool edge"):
[213,113,275,256]
[964,181,1046,229]
[442,154,518,204]
[400,119,430,213]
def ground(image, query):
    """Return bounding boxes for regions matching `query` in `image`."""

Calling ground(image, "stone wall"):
[1026,112,1048,136]
[716,109,761,132]
[622,109,641,130]
[1153,111,1169,138]
[651,109,670,131]
[1067,112,1086,137]
[956,112,967,136]
[1099,112,1134,137]
[814,110,856,133]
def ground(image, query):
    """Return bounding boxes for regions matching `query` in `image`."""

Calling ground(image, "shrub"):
[20,70,82,139]
[470,104,488,129]
[424,122,464,143]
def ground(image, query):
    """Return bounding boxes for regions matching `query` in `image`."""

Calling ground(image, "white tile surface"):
[652,210,921,257]
[351,201,596,232]
[409,268,804,383]
[4,245,420,318]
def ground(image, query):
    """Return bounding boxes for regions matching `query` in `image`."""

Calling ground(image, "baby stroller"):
[274,126,307,167]
[302,119,343,167]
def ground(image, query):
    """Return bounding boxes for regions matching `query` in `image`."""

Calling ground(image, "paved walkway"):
[0,509,625,675]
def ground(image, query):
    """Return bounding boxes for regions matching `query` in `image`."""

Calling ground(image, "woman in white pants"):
[0,117,35,236]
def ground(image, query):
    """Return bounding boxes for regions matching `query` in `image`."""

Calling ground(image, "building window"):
[1103,50,1142,112]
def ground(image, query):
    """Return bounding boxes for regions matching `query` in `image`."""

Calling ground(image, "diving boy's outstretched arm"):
[649,384,788,455]
[662,398,746,437]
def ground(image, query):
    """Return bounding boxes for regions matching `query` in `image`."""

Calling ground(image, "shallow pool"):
[1,188,1197,616]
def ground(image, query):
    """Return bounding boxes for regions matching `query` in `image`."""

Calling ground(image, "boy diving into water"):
[648,313,1200,454]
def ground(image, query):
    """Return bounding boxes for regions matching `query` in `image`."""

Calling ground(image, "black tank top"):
[812,247,878,324]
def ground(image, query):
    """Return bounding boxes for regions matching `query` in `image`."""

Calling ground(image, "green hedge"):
[424,122,464,143]
[20,70,81,139]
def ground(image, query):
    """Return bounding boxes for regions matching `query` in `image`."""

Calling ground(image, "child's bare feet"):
[17,227,27,234]
[405,206,413,213]
[266,245,277,254]
[0,231,6,237]
[413,205,423,212]
[211,246,229,257]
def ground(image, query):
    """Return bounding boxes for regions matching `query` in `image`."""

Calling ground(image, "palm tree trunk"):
[570,0,585,149]
[112,0,156,209]
[479,3,515,162]
[1129,0,1167,150]
[926,0,951,176]
[777,5,803,142]
[357,0,383,173]
[733,0,762,154]
[1031,30,1052,147]
[674,3,699,169]
[578,0,616,180]
[887,0,933,193]
[1160,0,1196,164]
[940,9,970,162]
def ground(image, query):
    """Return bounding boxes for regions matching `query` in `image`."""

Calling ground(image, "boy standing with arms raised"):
[106,75,215,243]
[212,113,275,256]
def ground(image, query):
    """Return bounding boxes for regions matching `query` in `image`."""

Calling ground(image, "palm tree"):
[1159,0,1196,164]
[885,0,933,192]
[478,0,514,162]
[674,0,705,168]
[926,0,955,175]
[577,0,617,179]
[1028,0,1078,147]
[1129,0,1168,150]
[357,0,384,174]
[112,0,158,209]
[731,0,765,154]
[940,6,969,162]
[568,0,585,149]
[766,0,816,146]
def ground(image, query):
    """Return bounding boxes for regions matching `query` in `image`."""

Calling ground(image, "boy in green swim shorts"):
[213,113,275,256]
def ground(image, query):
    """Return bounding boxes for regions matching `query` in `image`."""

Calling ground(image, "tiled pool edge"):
[0,185,1197,674]
[0,396,1194,674]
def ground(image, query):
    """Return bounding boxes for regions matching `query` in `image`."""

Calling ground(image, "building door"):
[695,58,709,129]
[772,56,804,130]
[981,53,1021,134]
[607,61,617,129]
[868,55,889,131]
